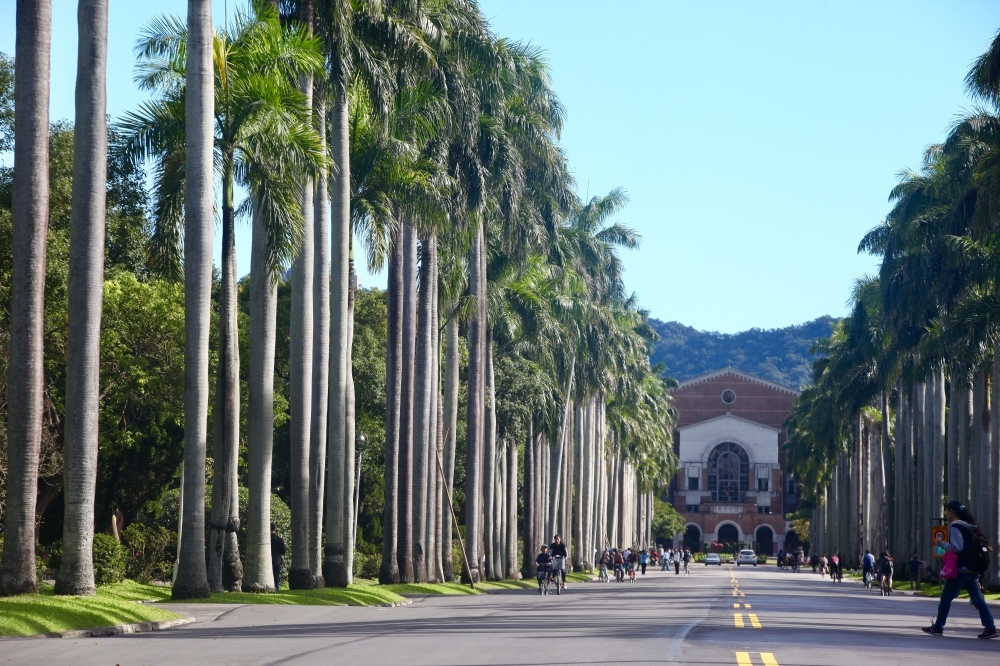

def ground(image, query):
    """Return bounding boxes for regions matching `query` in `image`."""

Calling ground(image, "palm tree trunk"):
[505,435,518,579]
[380,232,403,584]
[440,303,459,581]
[55,0,106,597]
[932,370,946,568]
[170,0,215,600]
[990,351,1000,589]
[308,84,330,589]
[426,239,440,581]
[547,357,575,541]
[977,369,994,587]
[521,419,534,578]
[323,82,350,587]
[210,164,243,593]
[244,206,278,592]
[412,235,433,581]
[342,258,357,584]
[571,401,583,569]
[398,220,418,582]
[483,328,498,580]
[462,222,485,584]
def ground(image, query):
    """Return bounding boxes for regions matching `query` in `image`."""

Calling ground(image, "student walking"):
[639,549,649,575]
[922,502,997,639]
[270,523,286,591]
[683,548,691,574]
[907,555,922,591]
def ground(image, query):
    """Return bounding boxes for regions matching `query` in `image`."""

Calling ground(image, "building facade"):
[668,368,800,555]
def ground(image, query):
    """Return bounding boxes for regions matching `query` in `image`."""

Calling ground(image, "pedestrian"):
[922,501,997,639]
[683,548,691,574]
[777,549,784,570]
[810,553,819,574]
[662,548,670,571]
[639,549,649,575]
[819,554,828,577]
[658,545,664,565]
[907,554,921,590]
[270,523,286,591]
[674,549,681,575]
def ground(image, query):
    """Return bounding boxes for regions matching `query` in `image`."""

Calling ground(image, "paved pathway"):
[4,565,998,665]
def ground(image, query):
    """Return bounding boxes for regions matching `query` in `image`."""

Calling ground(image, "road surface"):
[4,564,998,665]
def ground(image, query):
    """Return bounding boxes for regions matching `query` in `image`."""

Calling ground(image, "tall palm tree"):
[0,0,51,598]
[54,0,108,597]
[124,2,324,595]
[174,0,214,600]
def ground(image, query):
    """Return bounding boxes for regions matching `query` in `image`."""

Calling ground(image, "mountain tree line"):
[785,30,1000,589]
[0,0,677,597]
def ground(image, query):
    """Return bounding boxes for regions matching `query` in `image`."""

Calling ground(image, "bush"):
[353,550,381,580]
[92,533,127,585]
[122,523,176,583]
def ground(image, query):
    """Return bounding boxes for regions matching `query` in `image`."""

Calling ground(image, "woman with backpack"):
[922,501,997,639]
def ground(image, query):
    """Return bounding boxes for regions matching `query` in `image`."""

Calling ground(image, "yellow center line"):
[734,613,745,628]
[748,613,762,629]
[732,590,738,596]
[744,603,751,609]
[761,654,780,666]
[733,603,740,608]
[735,652,753,666]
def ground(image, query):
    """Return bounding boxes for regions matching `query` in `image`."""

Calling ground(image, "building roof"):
[674,367,801,397]
[676,411,782,433]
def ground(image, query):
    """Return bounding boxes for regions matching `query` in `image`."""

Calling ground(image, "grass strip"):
[918,583,1000,601]
[161,584,405,607]
[0,582,181,637]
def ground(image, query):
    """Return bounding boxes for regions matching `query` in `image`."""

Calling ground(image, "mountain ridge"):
[648,316,838,390]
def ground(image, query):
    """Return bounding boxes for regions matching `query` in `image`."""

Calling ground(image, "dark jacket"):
[549,541,568,558]
[271,532,286,561]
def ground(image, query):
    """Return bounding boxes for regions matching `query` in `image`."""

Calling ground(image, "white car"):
[704,553,722,566]
[736,549,757,566]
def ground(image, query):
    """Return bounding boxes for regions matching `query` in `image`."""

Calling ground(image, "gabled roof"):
[677,412,781,433]
[674,367,801,397]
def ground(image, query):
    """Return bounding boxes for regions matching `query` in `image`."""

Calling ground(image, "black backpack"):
[956,524,991,574]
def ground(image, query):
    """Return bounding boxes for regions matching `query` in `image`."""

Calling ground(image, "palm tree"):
[174,0,214,600]
[0,0,51,598]
[54,0,108,597]
[124,2,324,596]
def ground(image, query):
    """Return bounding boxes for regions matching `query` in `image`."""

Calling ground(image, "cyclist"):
[875,551,893,595]
[549,535,568,589]
[598,550,610,582]
[534,545,552,593]
[861,549,875,589]
[627,548,638,582]
[612,548,625,582]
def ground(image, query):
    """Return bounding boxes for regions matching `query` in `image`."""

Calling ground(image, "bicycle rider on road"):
[535,545,552,589]
[861,549,875,587]
[550,535,569,589]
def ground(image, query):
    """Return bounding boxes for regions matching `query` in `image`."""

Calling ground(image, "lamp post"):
[353,433,365,546]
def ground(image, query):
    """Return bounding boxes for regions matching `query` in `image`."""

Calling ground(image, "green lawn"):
[0,581,181,637]
[161,583,405,607]
[919,583,1000,601]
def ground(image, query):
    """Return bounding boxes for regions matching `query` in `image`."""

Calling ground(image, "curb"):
[384,599,413,607]
[43,616,196,639]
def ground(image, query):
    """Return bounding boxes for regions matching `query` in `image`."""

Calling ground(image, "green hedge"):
[92,533,127,585]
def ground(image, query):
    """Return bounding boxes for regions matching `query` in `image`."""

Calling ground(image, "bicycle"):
[791,560,800,574]
[863,570,873,590]
[627,563,636,583]
[537,566,550,595]
[550,555,565,594]
[598,563,609,583]
[614,563,624,583]
[880,574,892,597]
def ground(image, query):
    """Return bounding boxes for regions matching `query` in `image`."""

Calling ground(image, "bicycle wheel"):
[556,575,562,595]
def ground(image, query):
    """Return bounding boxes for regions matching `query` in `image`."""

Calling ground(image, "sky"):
[2,0,999,333]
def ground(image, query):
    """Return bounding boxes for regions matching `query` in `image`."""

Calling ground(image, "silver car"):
[736,549,757,566]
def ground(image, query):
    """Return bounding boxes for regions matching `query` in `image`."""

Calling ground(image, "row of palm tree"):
[785,29,1000,588]
[1,0,677,597]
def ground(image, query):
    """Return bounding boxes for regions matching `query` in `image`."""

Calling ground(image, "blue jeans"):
[933,571,995,630]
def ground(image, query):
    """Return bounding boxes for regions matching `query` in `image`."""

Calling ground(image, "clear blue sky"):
[2,0,999,332]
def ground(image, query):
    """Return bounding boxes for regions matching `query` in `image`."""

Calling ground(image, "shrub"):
[92,533,127,585]
[122,523,176,583]
[353,550,381,580]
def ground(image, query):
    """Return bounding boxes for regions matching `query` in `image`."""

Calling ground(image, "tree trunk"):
[426,239,440,581]
[210,165,243,593]
[308,84,330,589]
[412,235,433,581]
[547,357,575,542]
[462,222,485,584]
[440,313,459,581]
[398,220,418,582]
[572,402,583,569]
[323,85,351,587]
[342,258,357,584]
[244,206,278,592]
[990,351,1000,589]
[483,328,498,579]
[506,434,518,579]
[932,370,946,568]
[521,420,534,578]
[380,232,403,584]
[55,0,106,597]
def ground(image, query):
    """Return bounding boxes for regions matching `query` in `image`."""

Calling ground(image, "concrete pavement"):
[2,564,998,665]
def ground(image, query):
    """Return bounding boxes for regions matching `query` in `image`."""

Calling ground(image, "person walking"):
[639,549,649,575]
[662,548,670,571]
[270,523,286,591]
[907,554,922,591]
[777,549,785,570]
[819,554,828,577]
[683,548,691,574]
[810,553,819,574]
[922,502,997,639]
[674,549,681,575]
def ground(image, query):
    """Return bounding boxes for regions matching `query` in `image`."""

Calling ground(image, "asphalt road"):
[4,564,999,665]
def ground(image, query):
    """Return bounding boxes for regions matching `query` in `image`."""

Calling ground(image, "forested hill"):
[648,316,838,389]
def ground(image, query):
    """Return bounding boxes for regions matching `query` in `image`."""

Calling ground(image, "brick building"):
[668,368,800,555]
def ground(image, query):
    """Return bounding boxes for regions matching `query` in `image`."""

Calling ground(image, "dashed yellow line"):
[744,603,751,609]
[734,613,745,628]
[735,653,780,666]
[733,603,740,609]
[735,653,753,666]
[748,613,762,629]
[761,654,779,666]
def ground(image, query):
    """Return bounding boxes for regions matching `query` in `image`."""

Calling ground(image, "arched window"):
[718,524,739,543]
[684,525,701,552]
[755,526,774,556]
[707,442,750,503]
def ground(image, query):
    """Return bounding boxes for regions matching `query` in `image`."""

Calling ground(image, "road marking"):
[733,603,740,609]
[744,603,751,609]
[734,613,745,628]
[761,654,779,666]
[735,652,753,666]
[748,613,762,629]
[732,590,738,596]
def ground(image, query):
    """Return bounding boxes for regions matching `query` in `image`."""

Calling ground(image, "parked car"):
[705,553,722,566]
[736,549,757,566]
